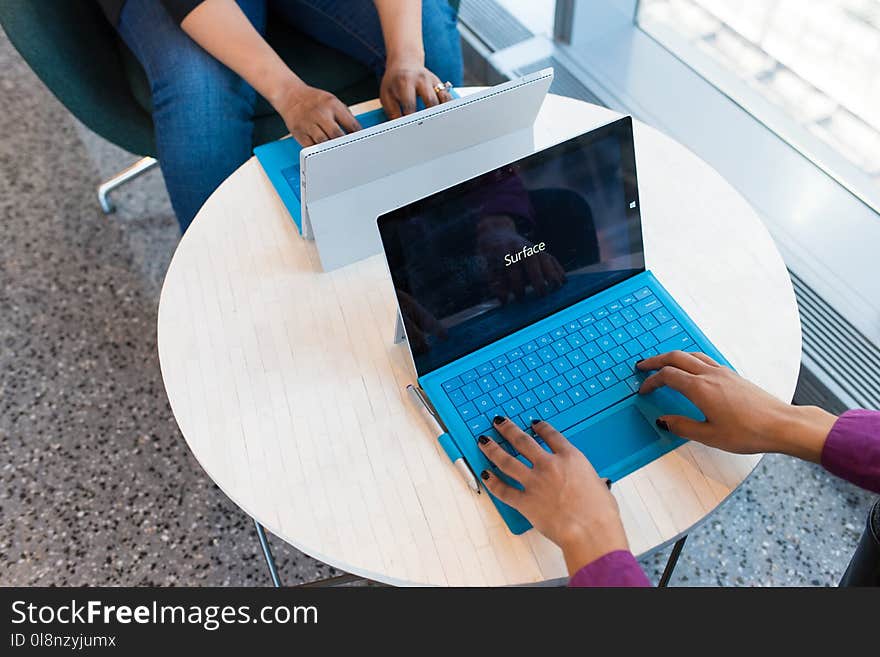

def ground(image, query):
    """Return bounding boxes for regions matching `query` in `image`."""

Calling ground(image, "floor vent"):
[459,0,533,52]
[791,270,880,411]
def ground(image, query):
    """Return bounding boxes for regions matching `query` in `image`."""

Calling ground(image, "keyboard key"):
[537,365,556,382]
[503,399,523,417]
[625,321,644,338]
[653,307,673,323]
[551,340,570,356]
[477,375,498,392]
[442,376,463,392]
[595,319,613,334]
[537,347,556,363]
[491,355,509,368]
[508,360,527,377]
[583,341,601,358]
[536,334,553,346]
[656,333,694,353]
[612,362,634,381]
[566,332,585,348]
[583,377,603,395]
[620,294,637,306]
[474,394,494,412]
[518,391,539,408]
[594,308,609,319]
[606,300,623,312]
[521,341,538,353]
[448,388,466,406]
[568,349,587,366]
[581,326,599,341]
[622,307,639,322]
[537,402,556,418]
[461,382,482,400]
[578,313,594,325]
[552,357,572,374]
[597,336,615,351]
[507,379,526,397]
[505,348,524,362]
[549,375,570,393]
[638,332,658,348]
[595,354,614,371]
[610,346,629,363]
[635,296,662,315]
[599,371,617,388]
[568,385,588,403]
[608,313,627,328]
[467,415,491,434]
[524,354,542,370]
[551,394,573,412]
[639,314,659,331]
[579,361,599,378]
[623,339,642,357]
[624,376,642,393]
[634,287,652,300]
[461,369,478,383]
[491,387,510,404]
[566,321,581,332]
[551,327,567,339]
[521,371,541,388]
[653,320,683,342]
[458,402,478,420]
[519,409,542,426]
[641,347,659,359]
[535,384,554,401]
[493,367,512,385]
[565,369,585,386]
[611,328,629,345]
[476,362,494,376]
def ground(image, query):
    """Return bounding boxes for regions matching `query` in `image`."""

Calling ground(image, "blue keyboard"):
[438,285,696,454]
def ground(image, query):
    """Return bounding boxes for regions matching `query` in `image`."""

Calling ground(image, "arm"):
[635,350,880,493]
[373,0,453,117]
[179,0,360,144]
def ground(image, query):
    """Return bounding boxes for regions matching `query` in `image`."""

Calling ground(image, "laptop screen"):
[378,116,644,376]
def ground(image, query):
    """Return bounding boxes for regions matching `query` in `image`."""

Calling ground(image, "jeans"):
[116,0,463,232]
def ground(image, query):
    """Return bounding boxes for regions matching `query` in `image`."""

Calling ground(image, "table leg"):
[658,535,687,587]
[254,520,282,587]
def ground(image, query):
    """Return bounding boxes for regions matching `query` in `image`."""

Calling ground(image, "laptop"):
[377,116,732,534]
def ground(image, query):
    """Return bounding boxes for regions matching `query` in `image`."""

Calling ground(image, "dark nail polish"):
[481,470,491,481]
[634,359,645,371]
[477,435,490,445]
[605,478,612,489]
[656,418,669,431]
[493,415,505,425]
[531,418,542,426]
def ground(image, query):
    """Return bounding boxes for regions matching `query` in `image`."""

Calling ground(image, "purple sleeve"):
[568,550,651,587]
[821,409,880,494]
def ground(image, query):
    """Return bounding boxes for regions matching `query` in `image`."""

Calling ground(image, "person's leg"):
[116,0,267,232]
[270,0,462,85]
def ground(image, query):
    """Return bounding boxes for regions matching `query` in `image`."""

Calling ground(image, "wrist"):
[557,515,629,576]
[266,70,306,113]
[386,46,424,69]
[765,404,837,463]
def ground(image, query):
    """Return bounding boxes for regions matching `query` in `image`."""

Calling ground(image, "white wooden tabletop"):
[157,91,801,586]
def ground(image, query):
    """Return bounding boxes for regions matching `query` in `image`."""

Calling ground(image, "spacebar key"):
[544,382,632,432]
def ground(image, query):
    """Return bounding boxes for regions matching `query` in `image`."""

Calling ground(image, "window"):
[638,0,880,212]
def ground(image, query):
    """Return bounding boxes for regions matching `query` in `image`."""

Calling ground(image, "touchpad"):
[566,404,683,480]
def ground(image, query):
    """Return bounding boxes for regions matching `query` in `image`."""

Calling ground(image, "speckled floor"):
[0,30,875,587]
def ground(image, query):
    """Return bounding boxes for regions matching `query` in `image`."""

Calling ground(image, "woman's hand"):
[274,82,362,146]
[637,350,837,462]
[478,417,628,575]
[380,59,452,119]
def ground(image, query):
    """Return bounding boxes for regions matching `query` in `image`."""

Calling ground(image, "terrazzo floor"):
[1,29,875,587]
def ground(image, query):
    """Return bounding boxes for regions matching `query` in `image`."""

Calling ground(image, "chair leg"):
[97,156,158,214]
[658,535,687,587]
[254,519,282,587]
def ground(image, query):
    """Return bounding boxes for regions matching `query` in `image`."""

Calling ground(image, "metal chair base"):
[97,156,158,214]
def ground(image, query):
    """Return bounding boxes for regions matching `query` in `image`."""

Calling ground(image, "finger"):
[417,77,440,108]
[306,124,331,145]
[529,419,572,455]
[636,350,711,375]
[334,103,362,134]
[638,365,697,396]
[549,254,567,283]
[689,351,720,367]
[540,254,563,288]
[317,113,345,141]
[292,130,315,147]
[524,253,547,296]
[397,80,417,115]
[478,434,531,482]
[655,413,714,443]
[381,88,402,120]
[493,415,546,463]
[480,469,524,508]
[488,270,511,306]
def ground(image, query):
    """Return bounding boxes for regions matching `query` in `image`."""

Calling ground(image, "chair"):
[0,0,458,214]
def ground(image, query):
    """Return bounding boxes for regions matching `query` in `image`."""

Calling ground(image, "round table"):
[157,90,801,586]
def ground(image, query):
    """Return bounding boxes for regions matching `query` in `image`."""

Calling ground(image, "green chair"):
[0,0,458,214]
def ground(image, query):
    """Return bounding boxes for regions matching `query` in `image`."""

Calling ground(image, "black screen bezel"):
[377,115,644,376]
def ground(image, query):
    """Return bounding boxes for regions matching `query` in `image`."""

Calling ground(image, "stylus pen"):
[406,384,481,494]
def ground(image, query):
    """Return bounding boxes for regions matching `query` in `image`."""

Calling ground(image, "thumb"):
[656,414,712,443]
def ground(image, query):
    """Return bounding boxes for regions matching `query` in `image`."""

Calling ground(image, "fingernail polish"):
[634,359,645,371]
[605,478,612,489]
[656,418,669,431]
[493,415,505,425]
[531,418,542,426]
[477,435,490,445]
[481,470,491,481]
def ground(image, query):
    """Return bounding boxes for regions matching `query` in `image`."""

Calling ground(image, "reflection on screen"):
[379,118,645,375]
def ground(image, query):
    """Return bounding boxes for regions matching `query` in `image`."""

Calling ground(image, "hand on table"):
[276,82,362,146]
[637,350,837,463]
[380,60,453,118]
[477,416,628,575]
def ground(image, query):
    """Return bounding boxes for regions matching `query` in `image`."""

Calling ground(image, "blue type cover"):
[254,92,459,233]
[419,270,735,535]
